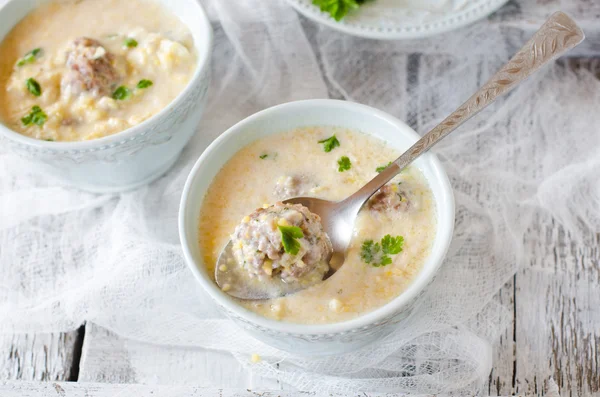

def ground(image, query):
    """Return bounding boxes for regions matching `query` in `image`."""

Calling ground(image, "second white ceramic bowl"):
[179,99,455,355]
[0,0,212,193]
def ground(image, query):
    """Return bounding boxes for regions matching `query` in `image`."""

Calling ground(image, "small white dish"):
[179,99,455,355]
[285,0,508,40]
[0,0,212,193]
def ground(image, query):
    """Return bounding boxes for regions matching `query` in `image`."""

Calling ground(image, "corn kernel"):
[262,203,270,209]
[262,262,273,276]
[242,216,250,223]
[277,218,290,226]
[251,354,261,363]
[218,265,227,272]
[222,283,231,292]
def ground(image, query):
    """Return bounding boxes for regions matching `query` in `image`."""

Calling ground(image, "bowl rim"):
[179,99,455,335]
[0,0,213,150]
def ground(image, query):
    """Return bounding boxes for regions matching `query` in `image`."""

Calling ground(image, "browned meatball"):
[231,203,331,283]
[367,183,410,212]
[61,37,120,97]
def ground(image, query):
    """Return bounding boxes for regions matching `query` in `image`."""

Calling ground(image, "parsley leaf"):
[376,161,392,173]
[361,234,404,267]
[381,234,404,255]
[259,154,268,159]
[21,105,47,127]
[337,156,351,172]
[26,78,41,97]
[313,0,368,21]
[318,135,340,152]
[278,225,304,255]
[123,38,138,48]
[112,86,131,100]
[137,79,153,89]
[360,240,378,264]
[16,48,42,67]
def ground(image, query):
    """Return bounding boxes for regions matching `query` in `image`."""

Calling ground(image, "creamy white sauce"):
[199,126,437,324]
[0,0,196,141]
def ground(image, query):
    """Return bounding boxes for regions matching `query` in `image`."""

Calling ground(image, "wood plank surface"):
[0,329,83,382]
[0,381,395,397]
[515,215,600,396]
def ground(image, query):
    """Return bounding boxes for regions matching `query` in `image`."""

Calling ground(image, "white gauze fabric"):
[1,0,600,394]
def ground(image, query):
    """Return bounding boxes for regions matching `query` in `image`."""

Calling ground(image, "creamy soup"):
[0,0,196,141]
[199,127,437,324]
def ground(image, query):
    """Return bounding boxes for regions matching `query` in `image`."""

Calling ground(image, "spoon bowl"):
[214,196,354,300]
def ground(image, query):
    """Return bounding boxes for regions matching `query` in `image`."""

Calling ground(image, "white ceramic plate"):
[285,0,509,39]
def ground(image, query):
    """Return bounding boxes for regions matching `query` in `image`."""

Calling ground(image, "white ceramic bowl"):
[284,0,509,40]
[0,0,212,193]
[179,100,455,355]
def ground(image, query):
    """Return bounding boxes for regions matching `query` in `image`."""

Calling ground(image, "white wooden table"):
[2,2,599,396]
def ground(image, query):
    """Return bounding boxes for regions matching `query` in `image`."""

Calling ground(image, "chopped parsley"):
[26,78,41,97]
[278,225,304,255]
[123,38,138,48]
[312,0,372,21]
[112,86,131,100]
[318,135,340,152]
[376,161,392,173]
[16,48,42,67]
[337,156,351,172]
[21,105,47,127]
[259,154,268,159]
[360,234,404,267]
[136,79,153,89]
[45,138,54,141]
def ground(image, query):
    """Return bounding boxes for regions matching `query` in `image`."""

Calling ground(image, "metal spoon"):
[216,12,584,300]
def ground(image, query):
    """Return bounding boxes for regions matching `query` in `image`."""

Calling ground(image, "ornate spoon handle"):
[349,12,584,206]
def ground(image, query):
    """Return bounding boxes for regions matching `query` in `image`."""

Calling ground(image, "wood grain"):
[0,381,387,397]
[485,277,516,396]
[515,215,599,396]
[0,329,83,382]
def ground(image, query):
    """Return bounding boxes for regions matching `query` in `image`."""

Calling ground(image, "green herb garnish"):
[112,86,131,100]
[259,154,268,159]
[312,0,371,21]
[360,240,378,264]
[123,38,138,48]
[16,48,42,67]
[360,234,404,267]
[376,162,392,173]
[278,225,304,255]
[21,105,47,127]
[137,79,153,89]
[318,135,340,152]
[45,138,54,141]
[381,234,404,255]
[337,156,351,172]
[26,78,41,97]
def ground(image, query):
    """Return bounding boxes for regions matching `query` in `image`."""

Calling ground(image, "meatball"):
[367,183,410,212]
[231,203,331,283]
[61,37,120,97]
[273,175,311,200]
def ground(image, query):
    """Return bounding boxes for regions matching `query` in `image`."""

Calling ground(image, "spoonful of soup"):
[216,12,584,300]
